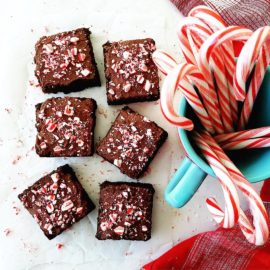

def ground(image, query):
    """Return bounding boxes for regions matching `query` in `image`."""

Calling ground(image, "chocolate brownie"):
[103,38,159,105]
[35,97,96,157]
[96,181,155,241]
[18,165,95,240]
[35,28,100,94]
[96,107,168,179]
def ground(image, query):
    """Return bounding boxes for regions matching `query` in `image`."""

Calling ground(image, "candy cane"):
[193,132,240,228]
[178,17,231,133]
[199,131,269,245]
[220,137,270,150]
[188,5,240,124]
[234,26,270,101]
[160,62,222,132]
[153,50,215,134]
[199,26,253,128]
[238,28,270,129]
[214,126,270,143]
[160,63,193,130]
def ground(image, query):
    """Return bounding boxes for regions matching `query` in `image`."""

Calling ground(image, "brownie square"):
[96,181,155,241]
[18,165,95,240]
[34,28,100,94]
[35,97,96,157]
[103,38,159,105]
[96,107,168,179]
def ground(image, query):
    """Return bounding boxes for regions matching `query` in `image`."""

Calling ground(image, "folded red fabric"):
[170,0,270,31]
[143,179,270,270]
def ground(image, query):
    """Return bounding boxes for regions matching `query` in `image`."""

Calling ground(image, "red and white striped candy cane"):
[200,131,269,245]
[193,132,240,228]
[199,26,252,124]
[160,63,193,130]
[188,5,239,124]
[152,50,215,133]
[238,28,270,129]
[160,62,220,132]
[214,126,270,143]
[234,26,270,102]
[188,5,227,32]
[178,17,229,133]
[220,137,270,150]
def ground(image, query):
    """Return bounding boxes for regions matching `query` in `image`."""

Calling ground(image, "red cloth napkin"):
[143,179,270,270]
[171,0,270,31]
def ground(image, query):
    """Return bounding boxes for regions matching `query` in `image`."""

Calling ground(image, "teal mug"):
[165,66,270,208]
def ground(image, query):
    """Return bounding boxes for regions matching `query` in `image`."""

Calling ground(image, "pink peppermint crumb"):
[5,108,12,114]
[12,155,22,165]
[56,243,64,250]
[4,228,11,236]
[13,206,20,215]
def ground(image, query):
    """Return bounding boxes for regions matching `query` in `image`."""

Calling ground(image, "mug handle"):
[164,157,207,208]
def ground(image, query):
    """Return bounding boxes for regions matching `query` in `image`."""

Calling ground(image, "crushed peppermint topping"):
[61,200,74,211]
[144,80,151,92]
[78,53,86,61]
[123,51,130,59]
[53,146,63,153]
[64,105,74,116]
[114,226,124,235]
[70,36,79,43]
[136,75,144,84]
[100,222,109,231]
[51,173,60,183]
[40,142,47,149]
[142,225,148,232]
[114,159,122,167]
[46,203,54,213]
[47,122,57,132]
[36,30,92,83]
[108,89,115,95]
[123,83,131,92]
[81,69,90,76]
[76,139,84,147]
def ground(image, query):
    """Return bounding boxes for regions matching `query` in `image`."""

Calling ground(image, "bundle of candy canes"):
[154,6,270,245]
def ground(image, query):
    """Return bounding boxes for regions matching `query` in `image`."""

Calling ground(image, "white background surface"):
[0,0,262,269]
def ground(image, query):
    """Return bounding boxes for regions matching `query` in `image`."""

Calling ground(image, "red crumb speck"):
[56,243,64,250]
[12,187,17,190]
[13,206,20,215]
[29,80,40,87]
[4,229,11,236]
[12,155,22,165]
[5,108,12,114]
[125,251,133,256]
[100,159,106,163]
